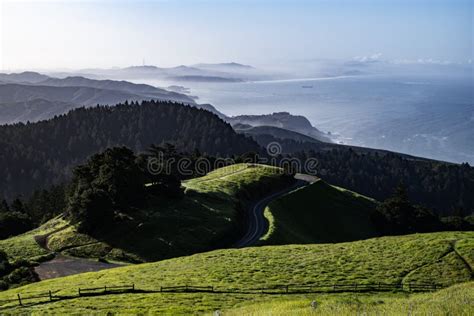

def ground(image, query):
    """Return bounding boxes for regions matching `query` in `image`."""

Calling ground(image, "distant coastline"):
[249,74,364,84]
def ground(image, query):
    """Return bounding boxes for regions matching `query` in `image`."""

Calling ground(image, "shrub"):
[0,211,33,239]
[0,280,8,291]
[6,267,39,285]
[0,250,11,278]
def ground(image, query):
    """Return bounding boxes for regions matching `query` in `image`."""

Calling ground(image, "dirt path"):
[33,224,121,280]
[34,255,121,280]
[34,224,69,251]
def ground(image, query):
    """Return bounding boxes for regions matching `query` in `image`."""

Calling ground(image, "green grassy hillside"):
[0,164,290,263]
[0,231,472,314]
[261,180,379,244]
[0,217,67,262]
[225,281,474,315]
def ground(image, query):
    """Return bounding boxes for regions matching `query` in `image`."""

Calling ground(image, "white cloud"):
[352,53,383,63]
[392,58,455,65]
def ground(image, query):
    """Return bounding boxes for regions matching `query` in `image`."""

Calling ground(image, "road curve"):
[233,174,318,248]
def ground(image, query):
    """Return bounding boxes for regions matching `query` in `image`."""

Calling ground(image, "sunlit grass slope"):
[0,217,67,262]
[0,231,472,314]
[262,180,379,244]
[225,281,474,316]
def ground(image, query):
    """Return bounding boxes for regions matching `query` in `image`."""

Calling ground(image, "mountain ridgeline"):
[0,76,197,125]
[0,100,259,200]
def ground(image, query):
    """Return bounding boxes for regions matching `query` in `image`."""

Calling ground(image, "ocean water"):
[141,75,474,164]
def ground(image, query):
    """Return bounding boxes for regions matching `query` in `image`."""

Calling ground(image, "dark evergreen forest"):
[0,100,260,200]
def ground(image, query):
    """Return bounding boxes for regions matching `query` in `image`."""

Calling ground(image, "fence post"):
[17,293,22,306]
[49,290,52,301]
[378,282,381,290]
[132,284,135,291]
[160,286,162,292]
[104,286,107,293]
[78,288,81,296]
[286,285,289,293]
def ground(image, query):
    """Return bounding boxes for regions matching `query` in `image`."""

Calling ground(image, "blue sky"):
[0,0,472,70]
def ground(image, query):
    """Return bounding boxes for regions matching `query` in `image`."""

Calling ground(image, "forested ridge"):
[247,133,474,216]
[294,146,474,216]
[0,100,260,200]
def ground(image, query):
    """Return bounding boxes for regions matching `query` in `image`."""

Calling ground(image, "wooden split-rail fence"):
[0,281,443,308]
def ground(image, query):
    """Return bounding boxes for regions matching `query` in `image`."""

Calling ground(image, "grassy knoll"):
[261,180,379,244]
[0,231,472,314]
[0,164,290,263]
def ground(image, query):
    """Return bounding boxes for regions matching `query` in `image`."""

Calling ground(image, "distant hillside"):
[119,65,206,78]
[234,124,325,145]
[0,101,260,199]
[0,99,78,124]
[167,75,243,82]
[261,180,379,244]
[0,83,143,105]
[229,112,332,142]
[0,76,201,125]
[76,64,248,81]
[0,84,149,125]
[194,62,254,69]
[242,132,334,153]
[0,71,50,84]
[192,62,255,74]
[38,76,193,102]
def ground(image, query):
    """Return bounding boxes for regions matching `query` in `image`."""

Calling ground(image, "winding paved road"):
[233,174,318,248]
[33,170,316,279]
